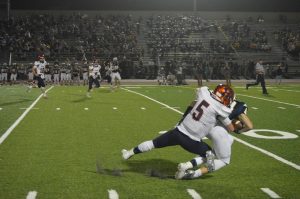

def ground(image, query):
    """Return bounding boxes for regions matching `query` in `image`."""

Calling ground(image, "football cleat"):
[205,151,215,172]
[175,162,193,179]
[175,170,196,180]
[121,149,133,160]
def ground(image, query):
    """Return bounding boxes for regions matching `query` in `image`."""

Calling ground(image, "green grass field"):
[0,83,300,199]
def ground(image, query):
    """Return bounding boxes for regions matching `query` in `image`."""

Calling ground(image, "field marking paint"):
[56,107,61,111]
[108,189,119,199]
[162,106,180,109]
[122,88,182,114]
[141,107,146,110]
[0,107,2,110]
[260,188,281,198]
[297,130,300,132]
[251,107,259,110]
[187,189,202,199]
[0,86,54,145]
[124,88,300,171]
[237,93,300,108]
[84,108,89,110]
[113,107,118,110]
[125,86,141,89]
[277,107,286,110]
[233,136,300,170]
[20,108,39,110]
[26,191,37,199]
[271,88,300,93]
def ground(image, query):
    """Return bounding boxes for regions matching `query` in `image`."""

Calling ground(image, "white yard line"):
[108,189,119,199]
[277,107,286,110]
[122,88,182,115]
[271,88,300,93]
[237,94,300,108]
[187,189,202,199]
[26,191,37,199]
[123,88,300,171]
[251,107,259,110]
[260,188,281,198]
[0,86,54,145]
[232,136,300,170]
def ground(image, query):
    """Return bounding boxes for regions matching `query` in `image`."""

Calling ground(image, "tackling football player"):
[175,100,253,180]
[122,85,235,167]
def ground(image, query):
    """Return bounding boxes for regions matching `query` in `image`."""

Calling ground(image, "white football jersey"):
[33,61,48,79]
[89,64,101,78]
[110,63,119,72]
[177,86,232,141]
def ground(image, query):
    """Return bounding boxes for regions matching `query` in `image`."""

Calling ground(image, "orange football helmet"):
[213,84,235,106]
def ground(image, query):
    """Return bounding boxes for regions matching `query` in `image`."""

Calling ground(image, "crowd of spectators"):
[145,15,210,58]
[274,28,300,59]
[0,13,142,62]
[1,12,298,80]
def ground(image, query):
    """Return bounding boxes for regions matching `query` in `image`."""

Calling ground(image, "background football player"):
[32,54,48,98]
[175,99,253,180]
[122,85,235,171]
[86,60,101,98]
[109,57,121,91]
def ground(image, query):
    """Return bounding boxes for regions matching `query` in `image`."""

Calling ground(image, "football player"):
[86,60,101,98]
[60,63,67,86]
[109,57,121,91]
[10,63,18,85]
[1,63,8,84]
[175,100,253,180]
[82,61,89,86]
[122,85,235,166]
[53,61,60,85]
[72,62,81,86]
[32,54,48,98]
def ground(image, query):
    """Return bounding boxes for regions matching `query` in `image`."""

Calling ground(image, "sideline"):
[0,86,54,145]
[122,87,300,171]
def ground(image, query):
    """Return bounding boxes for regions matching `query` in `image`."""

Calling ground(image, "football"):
[232,119,244,131]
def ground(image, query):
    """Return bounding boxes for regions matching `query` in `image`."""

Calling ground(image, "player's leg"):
[177,126,233,179]
[116,73,121,88]
[37,77,47,98]
[122,128,182,160]
[260,76,268,94]
[86,76,93,97]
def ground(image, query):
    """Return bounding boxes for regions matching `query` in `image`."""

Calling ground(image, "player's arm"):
[32,65,37,76]
[225,122,235,132]
[236,113,253,133]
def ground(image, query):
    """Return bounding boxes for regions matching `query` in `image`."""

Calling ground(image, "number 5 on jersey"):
[192,100,210,121]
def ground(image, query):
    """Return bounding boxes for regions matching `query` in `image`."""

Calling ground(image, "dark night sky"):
[6,0,300,11]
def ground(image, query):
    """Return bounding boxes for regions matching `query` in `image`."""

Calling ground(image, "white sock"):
[193,169,203,178]
[193,156,205,166]
[137,140,154,152]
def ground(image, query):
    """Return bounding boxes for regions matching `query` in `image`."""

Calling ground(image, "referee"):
[246,59,268,94]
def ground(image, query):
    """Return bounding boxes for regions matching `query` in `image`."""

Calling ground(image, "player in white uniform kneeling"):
[175,100,253,179]
[109,57,121,91]
[122,85,236,174]
[86,61,101,98]
[32,55,48,98]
